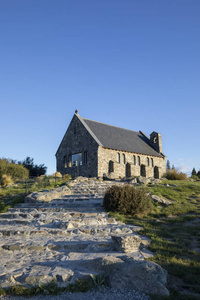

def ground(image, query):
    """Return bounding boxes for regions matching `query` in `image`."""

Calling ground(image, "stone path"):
[0,178,168,297]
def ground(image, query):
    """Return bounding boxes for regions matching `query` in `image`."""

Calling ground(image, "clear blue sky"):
[0,0,199,175]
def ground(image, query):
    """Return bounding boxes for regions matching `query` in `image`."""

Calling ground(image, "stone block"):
[111,234,141,253]
[151,195,172,205]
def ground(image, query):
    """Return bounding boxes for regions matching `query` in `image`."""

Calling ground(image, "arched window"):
[64,156,67,168]
[151,158,154,167]
[147,157,149,166]
[68,155,72,167]
[133,155,136,165]
[137,156,140,166]
[117,153,120,163]
[122,154,125,164]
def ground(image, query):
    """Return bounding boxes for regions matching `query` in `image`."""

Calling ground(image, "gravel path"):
[0,287,150,300]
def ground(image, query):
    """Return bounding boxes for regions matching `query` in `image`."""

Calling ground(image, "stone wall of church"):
[97,146,166,179]
[56,114,99,178]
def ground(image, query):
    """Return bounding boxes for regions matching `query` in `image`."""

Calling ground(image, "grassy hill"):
[110,179,200,299]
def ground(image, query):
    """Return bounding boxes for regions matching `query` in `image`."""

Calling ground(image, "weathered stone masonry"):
[56,111,166,179]
[97,146,166,179]
[56,114,99,178]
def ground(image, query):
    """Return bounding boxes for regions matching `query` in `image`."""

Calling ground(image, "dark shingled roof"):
[82,117,163,157]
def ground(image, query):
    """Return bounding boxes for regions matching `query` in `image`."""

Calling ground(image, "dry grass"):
[0,174,13,187]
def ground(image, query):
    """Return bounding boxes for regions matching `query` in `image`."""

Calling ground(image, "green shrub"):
[8,285,33,296]
[65,279,90,293]
[0,159,29,181]
[103,185,153,216]
[0,288,6,296]
[163,170,187,180]
[191,175,199,180]
[0,200,6,213]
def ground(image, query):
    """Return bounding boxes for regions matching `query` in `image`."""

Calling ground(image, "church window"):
[64,156,67,168]
[133,155,136,165]
[68,155,72,167]
[137,156,140,166]
[117,153,120,163]
[151,158,154,167]
[122,154,125,164]
[147,157,149,166]
[72,153,82,166]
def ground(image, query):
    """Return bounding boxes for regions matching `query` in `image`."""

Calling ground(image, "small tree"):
[172,165,175,170]
[166,160,171,170]
[20,157,47,177]
[191,168,197,176]
[197,170,200,178]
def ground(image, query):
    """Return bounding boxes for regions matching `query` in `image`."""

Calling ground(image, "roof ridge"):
[83,117,139,134]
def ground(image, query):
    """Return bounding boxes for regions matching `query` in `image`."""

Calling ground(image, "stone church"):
[56,110,166,179]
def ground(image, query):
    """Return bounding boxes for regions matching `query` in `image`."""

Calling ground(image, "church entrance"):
[154,166,159,179]
[140,164,146,177]
[126,163,131,177]
[108,160,114,173]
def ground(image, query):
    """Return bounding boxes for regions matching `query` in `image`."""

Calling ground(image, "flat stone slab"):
[150,195,172,205]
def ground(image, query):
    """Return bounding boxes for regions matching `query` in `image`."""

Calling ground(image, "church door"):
[140,164,146,177]
[108,160,114,173]
[154,166,159,179]
[126,163,131,177]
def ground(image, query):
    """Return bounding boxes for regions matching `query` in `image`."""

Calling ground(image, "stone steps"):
[0,240,114,253]
[0,223,142,237]
[0,178,154,290]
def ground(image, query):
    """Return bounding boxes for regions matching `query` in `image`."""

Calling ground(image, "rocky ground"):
[0,287,150,300]
[0,178,170,298]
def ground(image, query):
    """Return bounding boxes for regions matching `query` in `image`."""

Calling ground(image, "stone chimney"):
[150,131,163,153]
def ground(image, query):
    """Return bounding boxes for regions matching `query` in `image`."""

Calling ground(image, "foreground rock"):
[25,186,72,203]
[151,195,172,206]
[83,256,169,297]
